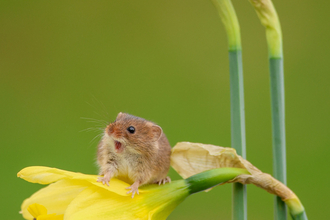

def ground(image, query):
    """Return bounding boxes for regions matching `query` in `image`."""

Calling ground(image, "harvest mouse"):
[97,112,172,198]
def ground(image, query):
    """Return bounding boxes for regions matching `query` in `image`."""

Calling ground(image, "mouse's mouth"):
[114,140,124,153]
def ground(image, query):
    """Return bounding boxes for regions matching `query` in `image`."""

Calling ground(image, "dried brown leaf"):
[171,142,296,201]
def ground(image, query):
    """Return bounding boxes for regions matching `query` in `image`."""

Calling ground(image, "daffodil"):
[26,203,63,220]
[171,142,307,220]
[18,166,248,220]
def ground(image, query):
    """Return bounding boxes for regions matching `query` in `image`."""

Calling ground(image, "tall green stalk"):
[247,0,308,219]
[270,57,287,220]
[211,1,246,220]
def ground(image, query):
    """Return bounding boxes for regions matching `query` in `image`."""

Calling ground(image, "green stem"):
[285,197,308,220]
[229,49,247,220]
[291,212,308,220]
[270,57,287,220]
[269,58,286,184]
[246,0,292,218]
[211,0,246,219]
[229,51,246,159]
[186,168,249,194]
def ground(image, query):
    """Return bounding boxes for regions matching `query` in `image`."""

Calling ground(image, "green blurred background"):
[1,0,329,219]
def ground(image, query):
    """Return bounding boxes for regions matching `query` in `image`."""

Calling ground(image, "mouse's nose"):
[107,124,122,139]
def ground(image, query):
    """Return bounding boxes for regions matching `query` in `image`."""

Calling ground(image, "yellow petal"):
[21,180,87,219]
[27,203,47,218]
[64,181,189,220]
[64,186,134,220]
[146,196,187,220]
[18,166,74,184]
[19,166,189,220]
[18,166,131,196]
[38,214,64,220]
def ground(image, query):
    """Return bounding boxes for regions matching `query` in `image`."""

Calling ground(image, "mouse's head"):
[105,112,163,154]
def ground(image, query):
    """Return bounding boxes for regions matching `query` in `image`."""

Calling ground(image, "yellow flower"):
[171,142,307,219]
[27,203,63,220]
[18,166,248,220]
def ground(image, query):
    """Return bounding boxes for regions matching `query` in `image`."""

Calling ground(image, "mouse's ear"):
[151,125,163,142]
[116,112,125,119]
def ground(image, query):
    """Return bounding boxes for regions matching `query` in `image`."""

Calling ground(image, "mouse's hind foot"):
[156,176,171,185]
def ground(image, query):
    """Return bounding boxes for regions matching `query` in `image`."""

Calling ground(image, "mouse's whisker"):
[90,133,104,144]
[81,117,108,124]
[89,95,111,121]
[80,127,104,133]
[80,118,109,130]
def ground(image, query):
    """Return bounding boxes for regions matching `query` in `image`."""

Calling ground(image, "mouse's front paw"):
[97,172,112,186]
[126,181,140,198]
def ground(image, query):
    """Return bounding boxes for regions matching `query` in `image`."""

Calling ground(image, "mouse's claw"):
[157,176,171,185]
[126,187,139,198]
[126,181,140,198]
[97,176,110,186]
[97,172,112,186]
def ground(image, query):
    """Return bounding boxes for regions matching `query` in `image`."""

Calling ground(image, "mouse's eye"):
[127,126,135,134]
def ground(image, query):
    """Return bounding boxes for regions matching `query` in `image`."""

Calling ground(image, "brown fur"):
[97,113,171,188]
